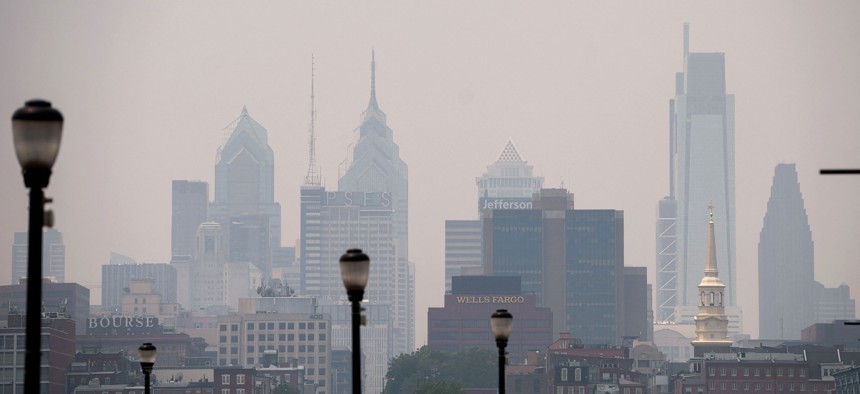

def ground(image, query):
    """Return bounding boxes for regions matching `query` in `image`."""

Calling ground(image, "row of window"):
[708,381,822,392]
[709,366,806,378]
[220,322,327,331]
[221,374,245,384]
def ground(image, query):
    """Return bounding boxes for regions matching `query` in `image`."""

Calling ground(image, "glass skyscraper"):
[12,229,65,284]
[657,24,737,321]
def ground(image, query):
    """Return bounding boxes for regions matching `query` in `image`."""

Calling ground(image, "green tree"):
[273,383,300,394]
[414,381,466,394]
[382,346,496,394]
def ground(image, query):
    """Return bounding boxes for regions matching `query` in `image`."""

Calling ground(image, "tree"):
[414,381,465,394]
[382,346,496,394]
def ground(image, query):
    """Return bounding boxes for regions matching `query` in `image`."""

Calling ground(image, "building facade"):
[443,220,482,292]
[427,276,553,364]
[171,180,209,264]
[101,263,176,314]
[758,163,816,340]
[0,316,76,394]
[0,280,89,335]
[483,188,627,345]
[658,24,738,323]
[210,106,281,278]
[12,228,65,284]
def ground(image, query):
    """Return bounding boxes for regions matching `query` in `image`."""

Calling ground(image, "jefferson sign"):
[479,197,533,211]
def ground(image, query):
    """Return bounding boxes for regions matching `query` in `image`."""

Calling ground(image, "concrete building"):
[483,188,626,345]
[624,267,651,342]
[189,222,260,312]
[171,180,209,263]
[215,312,332,393]
[11,228,65,284]
[657,24,738,323]
[427,276,553,364]
[78,316,206,367]
[444,220,482,293]
[814,283,856,324]
[120,278,181,322]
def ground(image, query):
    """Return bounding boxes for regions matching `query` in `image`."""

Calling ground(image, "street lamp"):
[491,309,513,394]
[11,99,63,394]
[340,249,369,394]
[138,342,157,394]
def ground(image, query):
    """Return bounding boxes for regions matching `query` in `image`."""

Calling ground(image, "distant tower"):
[476,140,544,214]
[691,204,733,357]
[210,106,282,278]
[189,222,229,310]
[758,163,815,339]
[658,23,737,323]
[300,56,325,296]
[171,180,209,263]
[12,229,65,284]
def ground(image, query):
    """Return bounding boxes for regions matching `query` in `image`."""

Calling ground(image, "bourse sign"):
[87,316,161,335]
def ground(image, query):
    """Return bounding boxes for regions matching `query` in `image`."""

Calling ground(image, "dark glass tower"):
[758,163,815,339]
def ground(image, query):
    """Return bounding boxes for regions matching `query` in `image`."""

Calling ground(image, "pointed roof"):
[361,49,387,125]
[497,140,524,162]
[699,202,726,288]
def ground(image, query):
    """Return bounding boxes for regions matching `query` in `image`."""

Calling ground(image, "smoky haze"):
[1,1,860,344]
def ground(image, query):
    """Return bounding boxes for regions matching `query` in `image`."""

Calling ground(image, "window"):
[744,382,749,391]
[710,368,716,376]
[237,374,245,384]
[754,368,760,376]
[220,324,227,332]
[765,368,771,377]
[744,368,749,377]
[237,390,245,394]
[579,387,585,394]
[788,368,794,377]
[721,368,726,376]
[222,390,230,394]
[765,383,772,390]
[777,368,783,377]
[800,369,806,377]
[624,389,630,394]
[279,322,286,329]
[721,382,726,390]
[636,389,642,394]
[732,368,737,376]
[575,368,581,381]
[732,382,737,391]
[709,382,715,390]
[561,368,568,381]
[789,383,794,391]
[221,374,230,384]
[247,323,253,330]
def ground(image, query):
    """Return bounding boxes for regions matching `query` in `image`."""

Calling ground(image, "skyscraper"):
[482,188,626,345]
[299,53,411,393]
[758,163,815,339]
[210,106,281,277]
[12,229,65,284]
[444,140,544,292]
[171,180,209,263]
[657,24,737,321]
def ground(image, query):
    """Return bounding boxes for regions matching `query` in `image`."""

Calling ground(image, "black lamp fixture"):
[340,249,370,394]
[12,99,63,394]
[138,342,157,394]
[491,309,513,394]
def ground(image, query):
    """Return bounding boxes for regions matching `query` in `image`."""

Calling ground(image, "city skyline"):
[1,2,860,343]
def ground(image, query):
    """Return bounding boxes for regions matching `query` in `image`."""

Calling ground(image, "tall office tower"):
[758,163,815,339]
[171,180,209,263]
[659,23,737,318]
[443,141,544,292]
[476,140,544,213]
[101,262,177,313]
[483,188,625,345]
[623,267,650,342]
[336,52,413,357]
[12,229,65,284]
[188,222,259,312]
[691,206,733,357]
[210,106,281,278]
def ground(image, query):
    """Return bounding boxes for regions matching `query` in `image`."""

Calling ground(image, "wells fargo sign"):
[455,295,526,304]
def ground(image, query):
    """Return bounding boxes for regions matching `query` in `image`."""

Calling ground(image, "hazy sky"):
[2,1,859,343]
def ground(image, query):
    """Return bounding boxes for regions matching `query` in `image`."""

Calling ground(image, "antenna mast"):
[304,55,322,186]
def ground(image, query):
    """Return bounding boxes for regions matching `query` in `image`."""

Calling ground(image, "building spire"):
[304,55,321,186]
[369,48,378,109]
[705,201,718,276]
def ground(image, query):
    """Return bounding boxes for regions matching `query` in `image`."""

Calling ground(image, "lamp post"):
[139,342,157,394]
[339,249,369,394]
[11,99,64,393]
[491,309,513,394]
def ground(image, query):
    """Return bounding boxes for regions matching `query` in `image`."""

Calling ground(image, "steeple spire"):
[705,201,718,276]
[304,55,321,186]
[369,48,378,109]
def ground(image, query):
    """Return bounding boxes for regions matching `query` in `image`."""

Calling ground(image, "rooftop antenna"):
[304,54,322,186]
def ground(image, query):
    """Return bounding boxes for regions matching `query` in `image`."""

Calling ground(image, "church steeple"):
[692,202,733,356]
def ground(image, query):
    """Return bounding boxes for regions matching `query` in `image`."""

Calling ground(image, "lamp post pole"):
[339,249,370,394]
[139,342,157,394]
[491,309,513,394]
[11,100,63,394]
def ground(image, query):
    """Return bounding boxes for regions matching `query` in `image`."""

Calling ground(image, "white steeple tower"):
[692,202,734,356]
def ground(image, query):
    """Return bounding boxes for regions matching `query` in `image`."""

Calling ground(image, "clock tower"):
[692,203,734,357]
